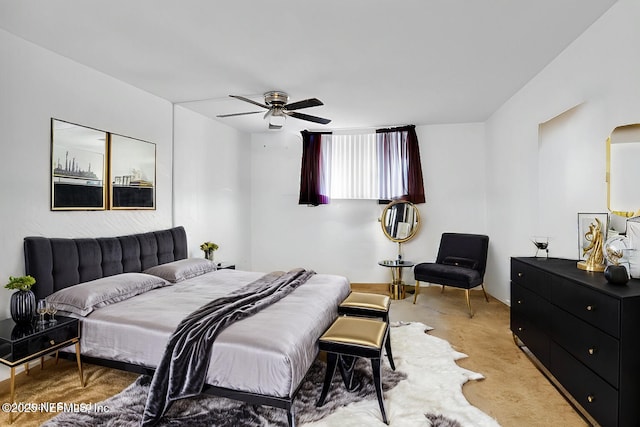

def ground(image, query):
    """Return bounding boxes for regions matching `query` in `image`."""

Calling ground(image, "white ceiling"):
[0,0,617,134]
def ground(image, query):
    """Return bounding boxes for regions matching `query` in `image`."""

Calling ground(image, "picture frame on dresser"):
[51,119,107,211]
[109,134,156,210]
[577,212,608,260]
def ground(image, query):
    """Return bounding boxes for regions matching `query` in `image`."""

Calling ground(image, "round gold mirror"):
[380,200,421,243]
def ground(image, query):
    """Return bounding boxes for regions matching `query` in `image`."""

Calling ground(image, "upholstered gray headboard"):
[24,226,188,300]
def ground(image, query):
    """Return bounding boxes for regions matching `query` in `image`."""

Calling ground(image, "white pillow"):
[144,258,216,283]
[46,273,170,316]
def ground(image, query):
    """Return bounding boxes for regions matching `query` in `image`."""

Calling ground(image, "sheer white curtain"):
[329,133,379,199]
[377,129,409,200]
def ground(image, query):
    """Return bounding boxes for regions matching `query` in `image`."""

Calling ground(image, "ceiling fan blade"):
[287,111,332,125]
[284,98,324,111]
[229,95,269,109]
[216,111,263,118]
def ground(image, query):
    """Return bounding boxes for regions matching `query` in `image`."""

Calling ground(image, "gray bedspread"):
[72,269,349,402]
[141,268,315,426]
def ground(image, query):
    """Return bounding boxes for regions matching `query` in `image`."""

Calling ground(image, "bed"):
[23,226,350,426]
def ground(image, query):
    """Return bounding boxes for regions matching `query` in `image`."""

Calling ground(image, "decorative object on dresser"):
[531,236,550,258]
[576,213,608,272]
[603,235,630,285]
[511,257,640,426]
[5,275,36,325]
[413,233,489,318]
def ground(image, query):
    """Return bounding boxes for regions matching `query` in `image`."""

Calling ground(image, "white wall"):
[173,106,252,267]
[485,0,640,303]
[0,29,175,379]
[249,123,486,285]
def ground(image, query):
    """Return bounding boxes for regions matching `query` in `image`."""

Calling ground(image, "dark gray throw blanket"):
[141,268,315,426]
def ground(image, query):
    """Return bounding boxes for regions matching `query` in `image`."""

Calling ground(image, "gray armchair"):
[413,233,489,317]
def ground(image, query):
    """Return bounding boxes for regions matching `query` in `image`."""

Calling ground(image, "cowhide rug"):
[43,322,500,426]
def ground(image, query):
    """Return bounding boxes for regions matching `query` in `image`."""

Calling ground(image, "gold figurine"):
[577,218,606,272]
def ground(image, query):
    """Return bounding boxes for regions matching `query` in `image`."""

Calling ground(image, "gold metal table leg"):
[75,341,84,387]
[389,267,406,300]
[9,367,15,424]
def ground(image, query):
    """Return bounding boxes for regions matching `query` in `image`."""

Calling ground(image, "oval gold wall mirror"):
[607,124,640,217]
[380,200,421,243]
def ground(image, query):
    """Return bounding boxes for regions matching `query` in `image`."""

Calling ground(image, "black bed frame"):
[23,226,301,426]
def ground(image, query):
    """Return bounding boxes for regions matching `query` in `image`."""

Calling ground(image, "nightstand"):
[0,316,83,423]
[216,262,236,270]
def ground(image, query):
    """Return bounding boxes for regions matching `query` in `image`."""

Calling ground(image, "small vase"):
[205,251,214,261]
[604,265,630,285]
[10,290,36,324]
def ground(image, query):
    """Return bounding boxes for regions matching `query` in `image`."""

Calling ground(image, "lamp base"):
[576,260,606,272]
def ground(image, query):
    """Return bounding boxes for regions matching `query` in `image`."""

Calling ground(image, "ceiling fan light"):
[268,112,286,128]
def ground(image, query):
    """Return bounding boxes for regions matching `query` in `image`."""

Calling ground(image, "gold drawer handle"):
[588,347,596,355]
[517,327,523,332]
[50,340,56,345]
[517,300,523,304]
[586,305,595,311]
[587,395,595,403]
[518,272,523,277]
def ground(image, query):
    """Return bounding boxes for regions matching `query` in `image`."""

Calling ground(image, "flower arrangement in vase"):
[200,242,219,261]
[5,275,37,324]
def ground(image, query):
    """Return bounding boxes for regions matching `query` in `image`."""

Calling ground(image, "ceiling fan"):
[216,91,331,130]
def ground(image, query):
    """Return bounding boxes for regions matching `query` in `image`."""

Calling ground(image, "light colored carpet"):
[40,322,498,427]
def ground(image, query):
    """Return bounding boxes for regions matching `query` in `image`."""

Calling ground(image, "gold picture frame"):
[109,134,156,210]
[51,119,107,210]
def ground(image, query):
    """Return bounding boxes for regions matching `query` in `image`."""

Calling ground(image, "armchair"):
[413,233,489,317]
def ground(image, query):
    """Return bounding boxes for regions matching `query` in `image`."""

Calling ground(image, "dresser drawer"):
[550,306,619,388]
[552,278,620,337]
[511,259,551,299]
[550,341,618,427]
[511,283,550,365]
[13,322,78,360]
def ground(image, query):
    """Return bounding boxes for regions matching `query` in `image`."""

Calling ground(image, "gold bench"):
[317,316,391,425]
[338,292,390,322]
[338,291,395,377]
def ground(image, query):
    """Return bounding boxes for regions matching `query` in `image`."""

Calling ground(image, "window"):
[299,125,425,205]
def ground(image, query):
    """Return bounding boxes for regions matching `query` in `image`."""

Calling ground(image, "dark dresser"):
[511,257,640,427]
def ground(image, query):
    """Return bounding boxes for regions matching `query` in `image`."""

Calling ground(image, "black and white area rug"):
[44,322,500,427]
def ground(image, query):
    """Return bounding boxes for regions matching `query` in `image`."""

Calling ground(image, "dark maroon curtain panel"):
[298,130,331,205]
[376,125,425,204]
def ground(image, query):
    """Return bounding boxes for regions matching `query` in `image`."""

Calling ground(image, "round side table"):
[378,259,414,300]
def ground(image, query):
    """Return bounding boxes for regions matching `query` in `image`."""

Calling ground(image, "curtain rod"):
[306,124,412,134]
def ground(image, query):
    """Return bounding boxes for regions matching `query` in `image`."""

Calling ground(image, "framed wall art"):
[109,134,156,209]
[51,119,107,210]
